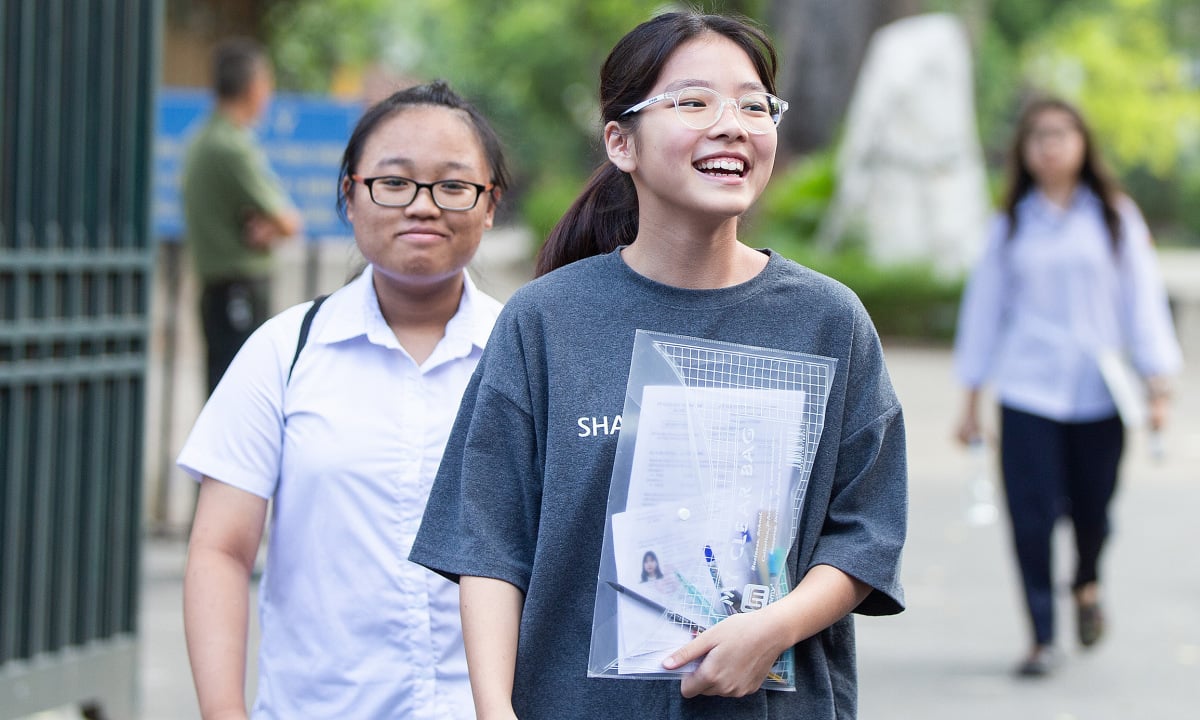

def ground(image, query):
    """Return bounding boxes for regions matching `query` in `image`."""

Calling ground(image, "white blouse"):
[954,188,1182,421]
[178,265,501,719]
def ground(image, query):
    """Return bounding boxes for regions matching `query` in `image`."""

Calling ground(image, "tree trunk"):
[768,0,922,160]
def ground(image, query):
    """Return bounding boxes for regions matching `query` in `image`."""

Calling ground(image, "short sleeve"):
[810,304,907,616]
[176,307,301,498]
[222,141,291,217]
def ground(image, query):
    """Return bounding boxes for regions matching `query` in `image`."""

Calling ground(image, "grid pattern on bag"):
[650,338,834,688]
[651,339,831,495]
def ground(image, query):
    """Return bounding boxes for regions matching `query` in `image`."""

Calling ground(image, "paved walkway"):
[100,344,1199,719]
[857,344,1200,719]
[25,236,1200,718]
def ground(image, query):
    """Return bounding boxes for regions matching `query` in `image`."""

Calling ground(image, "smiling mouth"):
[694,158,746,177]
[398,228,445,238]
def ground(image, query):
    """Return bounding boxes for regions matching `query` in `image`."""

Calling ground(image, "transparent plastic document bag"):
[588,330,837,690]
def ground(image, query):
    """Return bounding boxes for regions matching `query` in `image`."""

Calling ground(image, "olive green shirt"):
[181,112,293,282]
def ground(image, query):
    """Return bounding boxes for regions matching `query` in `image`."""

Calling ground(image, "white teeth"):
[695,158,745,174]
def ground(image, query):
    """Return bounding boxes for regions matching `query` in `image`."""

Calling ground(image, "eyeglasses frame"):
[350,174,495,211]
[618,86,789,135]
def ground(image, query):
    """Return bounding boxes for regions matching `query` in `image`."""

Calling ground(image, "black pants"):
[999,405,1123,646]
[200,277,272,394]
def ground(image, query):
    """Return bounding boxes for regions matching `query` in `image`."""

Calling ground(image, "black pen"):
[605,580,709,633]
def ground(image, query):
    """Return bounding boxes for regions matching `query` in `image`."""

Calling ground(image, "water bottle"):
[966,439,998,526]
[1148,428,1166,464]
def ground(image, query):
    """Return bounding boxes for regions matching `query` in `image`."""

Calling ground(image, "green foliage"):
[972,20,1024,165]
[1020,3,1200,176]
[752,148,837,248]
[265,0,407,92]
[1177,165,1200,245]
[747,150,961,342]
[776,246,964,343]
[258,0,1198,341]
[399,0,643,189]
[962,0,1200,243]
[263,0,783,237]
[522,172,587,256]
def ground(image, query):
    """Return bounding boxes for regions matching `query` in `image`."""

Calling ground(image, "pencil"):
[605,580,709,633]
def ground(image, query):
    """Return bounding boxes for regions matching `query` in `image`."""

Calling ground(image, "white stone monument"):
[817,13,989,278]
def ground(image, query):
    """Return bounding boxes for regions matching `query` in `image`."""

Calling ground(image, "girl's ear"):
[342,176,356,224]
[481,189,500,230]
[605,121,637,173]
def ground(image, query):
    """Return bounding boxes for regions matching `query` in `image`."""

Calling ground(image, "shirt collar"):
[443,269,498,352]
[310,265,495,356]
[1021,185,1099,221]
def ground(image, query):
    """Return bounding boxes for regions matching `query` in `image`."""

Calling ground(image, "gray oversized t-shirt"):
[411,248,907,719]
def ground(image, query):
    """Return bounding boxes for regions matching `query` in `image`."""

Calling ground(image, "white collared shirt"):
[954,188,1182,421]
[178,265,501,719]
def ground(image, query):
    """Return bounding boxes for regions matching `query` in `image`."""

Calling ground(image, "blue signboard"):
[154,88,363,240]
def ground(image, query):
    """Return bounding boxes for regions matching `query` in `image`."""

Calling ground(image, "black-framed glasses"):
[619,86,789,135]
[350,174,494,211]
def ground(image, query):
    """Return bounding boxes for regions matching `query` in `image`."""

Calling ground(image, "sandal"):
[1016,645,1057,677]
[1077,600,1105,647]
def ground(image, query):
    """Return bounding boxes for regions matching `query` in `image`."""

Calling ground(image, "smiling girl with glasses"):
[181,81,509,720]
[411,12,908,720]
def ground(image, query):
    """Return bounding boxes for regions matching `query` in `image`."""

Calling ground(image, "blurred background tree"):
[946,0,1200,240]
[164,0,1200,338]
[769,0,922,159]
[249,0,913,237]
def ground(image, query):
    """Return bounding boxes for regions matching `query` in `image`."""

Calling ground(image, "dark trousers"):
[999,405,1123,646]
[200,277,272,394]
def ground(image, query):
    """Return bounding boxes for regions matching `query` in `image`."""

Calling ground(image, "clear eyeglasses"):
[619,86,789,135]
[350,174,494,211]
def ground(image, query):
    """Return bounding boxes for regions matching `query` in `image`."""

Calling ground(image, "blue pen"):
[703,545,731,616]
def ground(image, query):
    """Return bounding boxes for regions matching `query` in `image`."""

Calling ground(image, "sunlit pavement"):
[121,344,1199,720]
[857,344,1200,720]
[27,297,1200,719]
[56,343,1180,720]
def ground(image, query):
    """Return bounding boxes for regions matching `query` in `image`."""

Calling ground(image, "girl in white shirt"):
[954,96,1181,677]
[179,81,509,719]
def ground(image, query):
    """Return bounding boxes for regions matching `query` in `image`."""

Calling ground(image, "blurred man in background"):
[182,37,303,394]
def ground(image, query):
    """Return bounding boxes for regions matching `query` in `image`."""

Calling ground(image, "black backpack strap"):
[287,294,328,384]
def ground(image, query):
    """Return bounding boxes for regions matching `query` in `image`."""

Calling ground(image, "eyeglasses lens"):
[430,182,479,210]
[673,87,782,134]
[370,178,480,210]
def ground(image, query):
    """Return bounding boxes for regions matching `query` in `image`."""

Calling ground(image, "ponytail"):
[534,164,638,277]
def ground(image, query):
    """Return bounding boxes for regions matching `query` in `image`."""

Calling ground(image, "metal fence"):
[1,0,160,717]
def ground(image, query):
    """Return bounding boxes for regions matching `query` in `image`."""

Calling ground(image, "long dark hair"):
[534,11,779,277]
[336,80,511,221]
[1003,96,1122,251]
[641,550,663,582]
